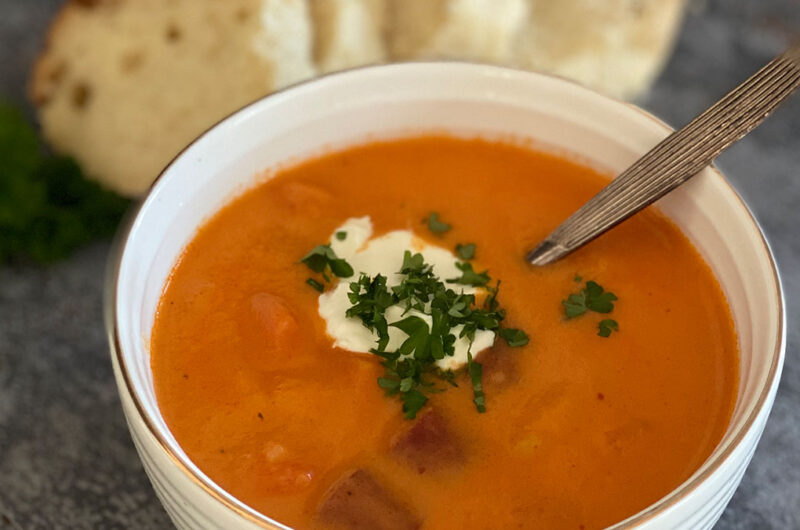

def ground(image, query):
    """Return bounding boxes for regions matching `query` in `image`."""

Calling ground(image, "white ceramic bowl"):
[105,63,785,529]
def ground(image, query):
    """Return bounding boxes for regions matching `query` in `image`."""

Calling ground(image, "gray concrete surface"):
[0,0,798,528]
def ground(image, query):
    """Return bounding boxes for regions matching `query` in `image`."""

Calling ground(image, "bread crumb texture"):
[32,0,686,196]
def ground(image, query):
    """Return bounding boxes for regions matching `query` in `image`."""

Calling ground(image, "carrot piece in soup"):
[250,293,297,338]
[242,292,301,352]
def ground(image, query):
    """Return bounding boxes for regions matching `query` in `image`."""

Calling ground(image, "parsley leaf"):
[563,293,588,319]
[390,316,431,359]
[335,231,347,241]
[562,279,617,319]
[402,389,428,419]
[598,319,619,337]
[455,243,476,260]
[300,245,335,273]
[401,250,426,273]
[329,258,355,278]
[499,328,529,347]
[426,212,451,235]
[378,377,400,392]
[584,281,617,313]
[300,244,354,286]
[447,262,490,287]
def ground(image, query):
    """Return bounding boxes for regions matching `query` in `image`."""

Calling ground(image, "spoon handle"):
[527,44,800,266]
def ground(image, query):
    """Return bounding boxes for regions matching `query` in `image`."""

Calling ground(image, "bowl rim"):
[106,61,786,529]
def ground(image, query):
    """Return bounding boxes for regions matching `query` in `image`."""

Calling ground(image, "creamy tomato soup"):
[151,136,738,529]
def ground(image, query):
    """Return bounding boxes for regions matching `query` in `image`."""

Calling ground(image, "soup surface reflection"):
[151,137,738,529]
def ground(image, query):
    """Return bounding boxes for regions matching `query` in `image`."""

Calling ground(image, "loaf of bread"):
[32,0,316,196]
[32,0,687,196]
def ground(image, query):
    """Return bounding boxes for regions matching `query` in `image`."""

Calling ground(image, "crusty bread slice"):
[310,0,387,73]
[515,0,688,100]
[387,0,529,64]
[32,0,316,197]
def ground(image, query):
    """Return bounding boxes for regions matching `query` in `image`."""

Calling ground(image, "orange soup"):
[151,136,738,529]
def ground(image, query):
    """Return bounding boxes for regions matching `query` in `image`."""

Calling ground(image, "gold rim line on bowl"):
[104,62,786,529]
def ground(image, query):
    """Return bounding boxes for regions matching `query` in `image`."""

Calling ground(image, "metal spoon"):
[527,43,800,266]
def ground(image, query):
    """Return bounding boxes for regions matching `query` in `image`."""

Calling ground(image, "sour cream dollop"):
[318,216,495,371]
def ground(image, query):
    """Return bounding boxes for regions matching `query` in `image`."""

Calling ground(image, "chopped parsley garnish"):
[346,273,394,351]
[346,251,527,418]
[301,244,354,288]
[426,212,451,235]
[499,328,530,347]
[562,280,617,319]
[401,389,429,418]
[563,279,619,338]
[389,316,430,357]
[335,231,347,241]
[574,274,583,283]
[467,352,485,413]
[598,319,619,338]
[455,243,476,260]
[306,278,325,293]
